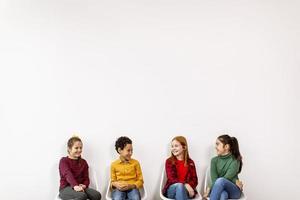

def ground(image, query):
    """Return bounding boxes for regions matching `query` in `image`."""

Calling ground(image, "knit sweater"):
[59,157,89,189]
[209,153,240,188]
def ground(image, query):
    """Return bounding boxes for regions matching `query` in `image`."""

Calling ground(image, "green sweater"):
[209,153,240,188]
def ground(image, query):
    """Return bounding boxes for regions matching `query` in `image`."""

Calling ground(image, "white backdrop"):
[0,0,300,199]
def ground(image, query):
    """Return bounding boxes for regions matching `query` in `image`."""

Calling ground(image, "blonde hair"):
[67,135,82,153]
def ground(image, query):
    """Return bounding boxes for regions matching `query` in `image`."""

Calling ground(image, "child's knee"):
[130,195,140,200]
[215,177,227,186]
[90,191,101,200]
[129,189,141,200]
[174,183,185,190]
[76,192,88,200]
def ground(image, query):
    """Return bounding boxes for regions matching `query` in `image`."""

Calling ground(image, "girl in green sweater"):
[203,135,243,200]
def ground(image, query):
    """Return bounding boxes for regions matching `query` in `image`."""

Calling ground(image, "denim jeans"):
[112,188,140,200]
[166,183,191,200]
[210,178,241,200]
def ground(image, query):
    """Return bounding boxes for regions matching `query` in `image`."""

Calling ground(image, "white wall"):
[0,0,299,199]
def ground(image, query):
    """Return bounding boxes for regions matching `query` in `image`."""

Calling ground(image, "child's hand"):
[74,185,84,192]
[119,183,136,191]
[79,184,86,190]
[122,184,136,191]
[113,182,128,191]
[113,182,122,190]
[236,180,243,191]
[202,187,210,200]
[184,183,195,198]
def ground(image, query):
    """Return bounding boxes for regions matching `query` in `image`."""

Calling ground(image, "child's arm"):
[59,158,79,189]
[210,158,218,188]
[165,159,179,185]
[133,161,144,189]
[110,163,127,190]
[185,160,198,198]
[223,160,239,181]
[186,160,198,189]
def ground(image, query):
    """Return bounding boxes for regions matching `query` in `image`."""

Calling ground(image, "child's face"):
[215,139,229,155]
[68,141,83,159]
[118,144,133,161]
[171,139,185,157]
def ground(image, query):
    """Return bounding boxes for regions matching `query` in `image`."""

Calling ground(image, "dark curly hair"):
[115,136,132,153]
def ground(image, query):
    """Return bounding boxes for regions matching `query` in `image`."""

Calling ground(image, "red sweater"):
[163,157,198,196]
[176,160,188,182]
[59,157,90,190]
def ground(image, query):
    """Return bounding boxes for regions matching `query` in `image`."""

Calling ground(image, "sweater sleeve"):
[59,158,78,188]
[186,160,198,189]
[209,157,218,189]
[82,161,90,187]
[165,159,179,185]
[223,160,239,182]
[110,163,117,183]
[133,161,144,188]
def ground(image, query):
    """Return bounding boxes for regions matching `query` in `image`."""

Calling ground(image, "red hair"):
[169,136,190,166]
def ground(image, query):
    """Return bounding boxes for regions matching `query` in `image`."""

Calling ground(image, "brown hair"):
[67,136,82,153]
[169,136,190,166]
[218,134,243,173]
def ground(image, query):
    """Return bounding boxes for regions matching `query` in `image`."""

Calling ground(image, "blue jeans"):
[166,183,190,200]
[210,178,241,200]
[112,188,140,200]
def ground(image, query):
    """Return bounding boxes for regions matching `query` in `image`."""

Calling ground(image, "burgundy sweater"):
[59,157,90,190]
[162,157,198,196]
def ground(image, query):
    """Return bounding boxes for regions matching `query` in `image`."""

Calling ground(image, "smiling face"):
[171,139,186,159]
[118,143,133,161]
[215,138,230,156]
[68,141,83,159]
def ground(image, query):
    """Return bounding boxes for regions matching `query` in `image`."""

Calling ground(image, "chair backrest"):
[159,167,167,199]
[139,186,147,199]
[88,167,99,191]
[204,166,211,190]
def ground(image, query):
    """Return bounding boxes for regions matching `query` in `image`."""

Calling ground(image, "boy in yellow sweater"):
[110,136,144,200]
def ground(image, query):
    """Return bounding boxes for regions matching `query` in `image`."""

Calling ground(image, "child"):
[162,136,198,200]
[110,136,144,200]
[59,136,101,200]
[203,134,243,200]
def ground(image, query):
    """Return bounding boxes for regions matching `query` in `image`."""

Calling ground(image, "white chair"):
[54,167,99,200]
[105,180,147,200]
[159,166,202,200]
[204,167,247,200]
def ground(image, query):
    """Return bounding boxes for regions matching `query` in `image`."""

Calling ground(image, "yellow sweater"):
[110,158,144,188]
